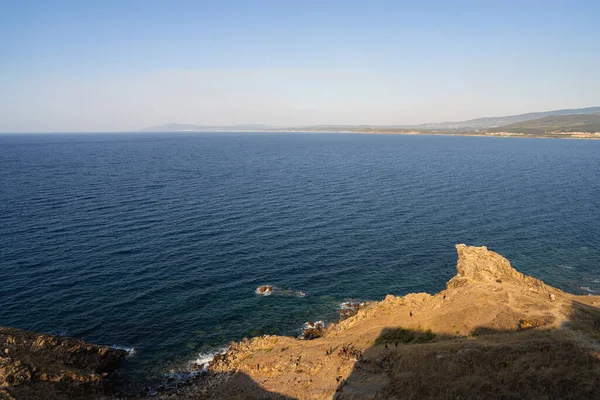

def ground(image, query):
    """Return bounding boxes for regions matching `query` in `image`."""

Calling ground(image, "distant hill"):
[141,106,600,133]
[487,114,600,135]
[141,123,274,132]
[416,106,600,130]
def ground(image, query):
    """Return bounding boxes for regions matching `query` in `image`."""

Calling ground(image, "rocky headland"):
[3,245,600,399]
[154,244,600,399]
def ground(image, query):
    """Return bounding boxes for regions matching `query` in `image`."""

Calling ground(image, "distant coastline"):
[141,106,600,140]
[133,128,600,140]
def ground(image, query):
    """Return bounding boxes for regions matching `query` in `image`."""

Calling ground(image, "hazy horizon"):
[2,1,599,133]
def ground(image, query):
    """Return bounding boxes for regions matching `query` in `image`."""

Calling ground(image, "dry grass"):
[375,330,600,400]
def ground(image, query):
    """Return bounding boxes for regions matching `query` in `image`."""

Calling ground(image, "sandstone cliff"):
[156,245,600,399]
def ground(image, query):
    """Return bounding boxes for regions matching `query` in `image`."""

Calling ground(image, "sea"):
[1,132,599,388]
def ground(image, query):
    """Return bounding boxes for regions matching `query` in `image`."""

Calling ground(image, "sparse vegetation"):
[338,343,362,360]
[378,330,600,400]
[486,114,600,135]
[375,327,436,345]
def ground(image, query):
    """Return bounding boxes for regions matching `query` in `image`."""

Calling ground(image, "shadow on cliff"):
[164,299,600,400]
[334,300,600,400]
[183,370,298,400]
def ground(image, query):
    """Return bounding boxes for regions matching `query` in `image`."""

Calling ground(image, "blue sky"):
[1,0,599,132]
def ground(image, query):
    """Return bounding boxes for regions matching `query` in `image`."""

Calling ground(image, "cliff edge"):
[158,244,600,399]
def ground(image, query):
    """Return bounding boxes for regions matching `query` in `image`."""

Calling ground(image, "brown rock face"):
[0,327,127,399]
[448,244,548,289]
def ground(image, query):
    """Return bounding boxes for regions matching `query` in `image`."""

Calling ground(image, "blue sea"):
[1,132,599,387]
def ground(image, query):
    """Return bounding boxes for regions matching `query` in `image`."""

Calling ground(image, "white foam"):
[255,285,273,296]
[339,301,365,309]
[111,345,136,357]
[579,286,597,294]
[302,320,326,330]
[191,346,229,372]
[558,264,573,269]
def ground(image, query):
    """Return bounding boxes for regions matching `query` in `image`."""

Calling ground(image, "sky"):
[1,0,599,132]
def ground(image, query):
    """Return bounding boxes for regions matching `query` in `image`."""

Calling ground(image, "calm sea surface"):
[1,132,599,385]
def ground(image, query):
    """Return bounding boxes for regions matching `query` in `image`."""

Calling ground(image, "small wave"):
[302,320,326,330]
[191,346,229,372]
[579,286,598,294]
[339,301,365,310]
[338,301,366,320]
[154,346,230,393]
[112,345,136,357]
[277,288,306,297]
[557,264,573,269]
[300,320,327,340]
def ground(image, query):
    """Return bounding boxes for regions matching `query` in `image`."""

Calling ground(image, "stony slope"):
[156,244,600,399]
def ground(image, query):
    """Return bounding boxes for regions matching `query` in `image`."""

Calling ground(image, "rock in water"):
[338,302,365,321]
[256,285,273,296]
[301,321,327,339]
[0,326,127,399]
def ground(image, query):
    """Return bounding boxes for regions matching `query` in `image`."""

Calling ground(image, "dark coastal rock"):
[301,321,327,340]
[0,326,127,399]
[338,302,365,321]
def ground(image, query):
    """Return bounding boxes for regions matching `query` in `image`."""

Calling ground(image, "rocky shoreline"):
[3,244,600,399]
[153,244,600,399]
[0,326,127,399]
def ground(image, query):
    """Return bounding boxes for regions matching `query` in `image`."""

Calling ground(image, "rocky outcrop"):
[447,244,550,291]
[155,244,600,400]
[255,285,273,296]
[0,327,127,399]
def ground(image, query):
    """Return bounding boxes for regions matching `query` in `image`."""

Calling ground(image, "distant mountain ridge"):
[140,106,600,132]
[414,106,600,130]
[487,114,600,135]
